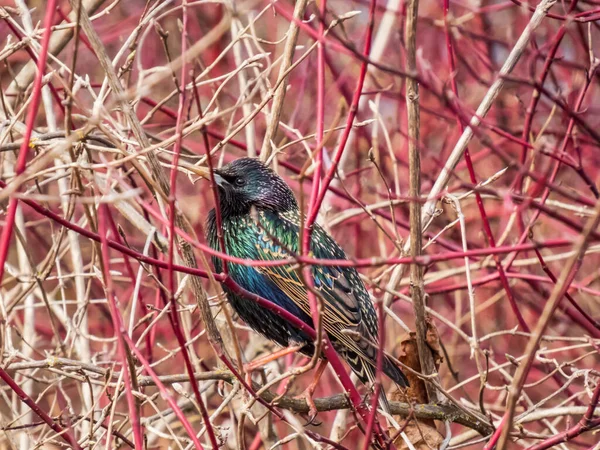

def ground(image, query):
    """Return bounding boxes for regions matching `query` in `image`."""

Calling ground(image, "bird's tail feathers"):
[382,355,409,388]
[344,350,408,415]
[360,357,407,414]
[377,388,392,414]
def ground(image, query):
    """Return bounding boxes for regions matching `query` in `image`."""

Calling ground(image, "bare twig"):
[405,0,440,405]
[496,195,600,447]
[260,0,309,161]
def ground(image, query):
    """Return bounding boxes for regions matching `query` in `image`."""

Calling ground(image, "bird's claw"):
[295,390,321,426]
[217,379,226,397]
[304,410,321,427]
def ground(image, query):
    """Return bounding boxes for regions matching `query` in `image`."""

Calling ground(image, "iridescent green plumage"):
[207,158,408,409]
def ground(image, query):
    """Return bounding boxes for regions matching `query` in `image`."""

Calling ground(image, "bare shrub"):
[0,0,599,449]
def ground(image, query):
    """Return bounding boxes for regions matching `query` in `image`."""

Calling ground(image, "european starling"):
[206,158,408,414]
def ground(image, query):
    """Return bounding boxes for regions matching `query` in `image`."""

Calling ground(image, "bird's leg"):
[295,359,328,425]
[243,344,304,380]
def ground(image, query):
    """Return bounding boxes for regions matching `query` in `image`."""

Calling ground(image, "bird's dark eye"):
[234,177,246,187]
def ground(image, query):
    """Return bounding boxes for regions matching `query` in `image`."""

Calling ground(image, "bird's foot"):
[295,358,328,425]
[294,388,321,426]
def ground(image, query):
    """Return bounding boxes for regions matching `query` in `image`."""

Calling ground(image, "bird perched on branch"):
[204,157,408,419]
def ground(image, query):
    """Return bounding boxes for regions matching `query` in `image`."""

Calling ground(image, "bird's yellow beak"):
[181,163,227,186]
[184,164,211,178]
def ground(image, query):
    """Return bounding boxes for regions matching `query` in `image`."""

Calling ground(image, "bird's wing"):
[254,210,379,361]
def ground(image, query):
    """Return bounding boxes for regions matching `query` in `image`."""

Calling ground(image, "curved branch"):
[6,358,493,436]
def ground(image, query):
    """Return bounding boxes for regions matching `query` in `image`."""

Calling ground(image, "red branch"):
[98,205,144,449]
[0,0,57,285]
[526,381,600,450]
[165,3,219,447]
[444,0,529,332]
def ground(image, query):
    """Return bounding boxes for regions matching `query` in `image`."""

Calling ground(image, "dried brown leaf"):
[425,316,444,368]
[394,421,444,450]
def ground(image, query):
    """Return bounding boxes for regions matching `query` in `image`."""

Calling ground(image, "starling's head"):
[213,158,298,217]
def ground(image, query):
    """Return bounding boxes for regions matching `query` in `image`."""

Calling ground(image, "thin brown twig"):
[405,0,440,405]
[4,357,494,436]
[497,192,600,447]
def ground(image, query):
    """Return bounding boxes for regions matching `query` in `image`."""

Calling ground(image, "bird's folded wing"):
[254,210,378,361]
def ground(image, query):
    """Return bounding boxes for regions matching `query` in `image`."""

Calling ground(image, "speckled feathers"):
[206,158,408,395]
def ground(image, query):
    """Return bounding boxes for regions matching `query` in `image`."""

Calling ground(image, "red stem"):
[482,415,506,450]
[532,248,600,329]
[104,209,154,356]
[1,16,66,118]
[300,0,327,430]
[98,205,144,450]
[55,5,94,52]
[0,0,57,284]
[0,367,82,450]
[525,381,600,450]
[306,0,376,227]
[8,183,577,270]
[301,0,392,446]
[505,61,598,271]
[444,0,529,332]
[120,331,207,449]
[515,8,570,190]
[166,4,219,447]
[140,96,464,253]
[361,299,387,450]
